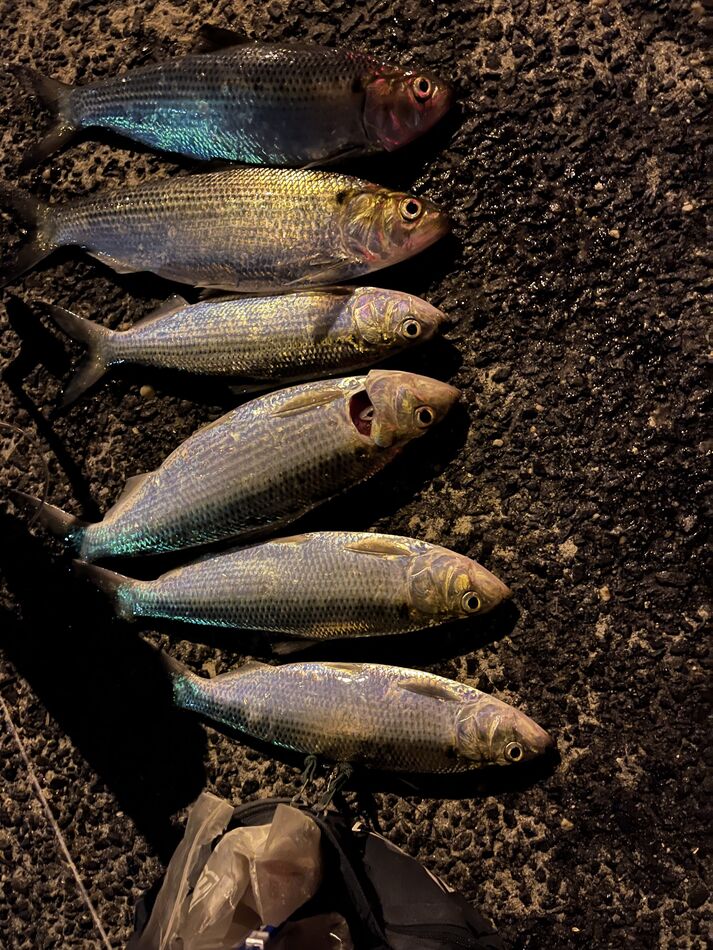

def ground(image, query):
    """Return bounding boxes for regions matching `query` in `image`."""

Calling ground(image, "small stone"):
[492,438,504,447]
[139,385,154,398]
[682,202,694,212]
[483,18,504,41]
[687,882,709,909]
[608,228,620,239]
[561,818,575,831]
[594,182,605,191]
[491,365,512,383]
[599,586,611,602]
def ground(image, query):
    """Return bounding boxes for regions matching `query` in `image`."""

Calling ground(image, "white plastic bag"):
[136,795,322,950]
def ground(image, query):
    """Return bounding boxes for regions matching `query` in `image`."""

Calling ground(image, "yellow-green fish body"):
[162,657,553,773]
[36,287,445,404]
[75,531,511,637]
[22,371,459,560]
[0,169,449,290]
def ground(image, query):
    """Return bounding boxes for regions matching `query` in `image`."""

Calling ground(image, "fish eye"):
[461,591,481,613]
[399,197,423,222]
[414,405,434,427]
[412,76,433,101]
[400,318,422,339]
[359,406,375,422]
[505,742,524,762]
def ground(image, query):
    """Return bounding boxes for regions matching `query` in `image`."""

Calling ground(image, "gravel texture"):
[0,1,710,947]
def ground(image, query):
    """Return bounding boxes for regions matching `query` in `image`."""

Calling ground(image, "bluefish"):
[16,371,459,560]
[11,31,453,166]
[74,531,511,640]
[0,168,449,290]
[32,287,445,405]
[160,656,554,773]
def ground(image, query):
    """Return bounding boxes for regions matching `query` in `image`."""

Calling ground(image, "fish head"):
[363,66,454,151]
[355,370,460,448]
[339,186,450,268]
[455,694,554,767]
[407,550,512,622]
[348,288,445,347]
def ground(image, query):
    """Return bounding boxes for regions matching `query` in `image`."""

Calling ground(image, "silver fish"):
[11,33,453,167]
[74,531,511,639]
[160,656,553,773]
[33,287,445,405]
[0,168,449,290]
[19,371,460,560]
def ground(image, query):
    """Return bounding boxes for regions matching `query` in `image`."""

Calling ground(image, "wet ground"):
[0,0,710,947]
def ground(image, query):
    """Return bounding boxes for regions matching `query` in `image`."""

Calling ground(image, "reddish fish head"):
[349,369,460,449]
[339,186,450,270]
[363,67,454,151]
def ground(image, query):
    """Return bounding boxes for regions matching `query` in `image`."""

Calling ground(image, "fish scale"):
[163,659,553,773]
[0,167,448,290]
[180,662,462,772]
[70,46,378,164]
[44,370,458,561]
[78,530,510,637]
[106,292,378,377]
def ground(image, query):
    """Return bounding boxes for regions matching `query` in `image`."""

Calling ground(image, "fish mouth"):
[349,390,374,438]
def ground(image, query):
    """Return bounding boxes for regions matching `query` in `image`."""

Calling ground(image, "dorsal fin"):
[233,659,271,675]
[268,534,312,546]
[398,677,463,703]
[344,536,416,558]
[104,472,151,519]
[194,24,253,53]
[134,295,189,328]
[195,412,231,435]
[270,387,344,418]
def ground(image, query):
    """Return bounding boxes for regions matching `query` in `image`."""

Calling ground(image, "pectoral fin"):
[344,536,416,558]
[270,387,344,418]
[398,678,464,703]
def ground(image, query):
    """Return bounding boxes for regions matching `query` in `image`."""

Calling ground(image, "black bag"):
[130,797,504,950]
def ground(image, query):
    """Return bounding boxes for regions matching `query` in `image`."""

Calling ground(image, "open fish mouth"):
[349,390,375,437]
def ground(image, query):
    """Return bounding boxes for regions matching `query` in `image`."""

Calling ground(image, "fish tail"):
[10,65,77,169]
[0,182,57,287]
[8,488,88,550]
[39,302,113,405]
[154,648,201,710]
[72,559,136,621]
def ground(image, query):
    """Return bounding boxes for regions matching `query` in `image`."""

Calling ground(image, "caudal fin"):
[8,488,88,550]
[152,646,201,709]
[9,65,77,169]
[37,302,113,405]
[72,559,136,620]
[0,183,57,287]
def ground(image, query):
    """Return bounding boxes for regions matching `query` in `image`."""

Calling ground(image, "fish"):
[73,531,511,641]
[159,656,554,773]
[10,30,454,168]
[0,167,449,290]
[30,287,446,405]
[15,370,460,561]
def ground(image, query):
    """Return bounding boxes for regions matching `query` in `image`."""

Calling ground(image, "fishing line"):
[0,421,50,526]
[0,692,113,949]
